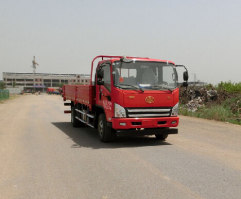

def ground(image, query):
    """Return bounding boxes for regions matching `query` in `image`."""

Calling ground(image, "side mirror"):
[97,69,104,79]
[183,71,189,81]
[182,82,188,87]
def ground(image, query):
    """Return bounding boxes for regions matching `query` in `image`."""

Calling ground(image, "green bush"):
[0,89,9,100]
[217,81,241,93]
[0,82,6,89]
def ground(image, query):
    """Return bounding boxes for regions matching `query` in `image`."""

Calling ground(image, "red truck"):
[63,55,188,142]
[47,87,60,95]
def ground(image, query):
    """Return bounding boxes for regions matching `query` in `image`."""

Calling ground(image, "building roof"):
[3,72,90,78]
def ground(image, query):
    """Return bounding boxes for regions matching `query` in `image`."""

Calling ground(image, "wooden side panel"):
[63,85,95,110]
[64,85,76,102]
[76,85,95,109]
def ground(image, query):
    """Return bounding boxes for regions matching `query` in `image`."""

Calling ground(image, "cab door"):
[96,64,112,121]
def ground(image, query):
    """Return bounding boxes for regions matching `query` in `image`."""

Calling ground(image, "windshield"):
[112,61,178,91]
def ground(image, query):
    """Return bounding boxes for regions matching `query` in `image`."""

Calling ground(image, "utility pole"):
[32,56,39,92]
[192,73,197,85]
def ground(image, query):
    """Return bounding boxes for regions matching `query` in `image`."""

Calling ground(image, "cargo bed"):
[63,85,95,110]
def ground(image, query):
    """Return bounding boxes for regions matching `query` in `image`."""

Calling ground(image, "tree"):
[58,83,65,88]
[0,81,6,89]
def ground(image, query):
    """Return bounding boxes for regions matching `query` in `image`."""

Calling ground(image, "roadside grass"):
[180,101,241,125]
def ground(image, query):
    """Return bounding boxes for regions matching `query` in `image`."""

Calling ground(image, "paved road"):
[0,94,241,199]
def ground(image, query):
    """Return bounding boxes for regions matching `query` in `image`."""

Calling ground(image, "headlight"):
[171,103,179,116]
[114,103,126,118]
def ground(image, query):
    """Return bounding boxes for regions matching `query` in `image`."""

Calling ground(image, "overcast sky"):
[0,0,241,84]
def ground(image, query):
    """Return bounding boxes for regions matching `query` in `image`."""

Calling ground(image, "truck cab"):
[92,56,188,141]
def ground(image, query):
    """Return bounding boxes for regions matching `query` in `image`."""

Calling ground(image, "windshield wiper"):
[150,85,174,92]
[116,84,144,92]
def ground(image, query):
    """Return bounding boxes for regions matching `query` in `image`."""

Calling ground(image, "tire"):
[98,114,115,142]
[155,133,168,141]
[71,106,80,128]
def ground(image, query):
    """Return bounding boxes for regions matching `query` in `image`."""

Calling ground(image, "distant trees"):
[0,82,6,89]
[57,83,65,88]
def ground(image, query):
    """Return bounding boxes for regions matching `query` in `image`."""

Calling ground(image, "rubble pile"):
[179,84,241,124]
[185,97,203,112]
[180,86,219,112]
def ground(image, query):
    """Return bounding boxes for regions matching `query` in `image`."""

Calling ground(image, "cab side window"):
[102,65,111,91]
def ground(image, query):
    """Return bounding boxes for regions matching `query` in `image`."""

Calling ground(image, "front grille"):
[126,107,171,118]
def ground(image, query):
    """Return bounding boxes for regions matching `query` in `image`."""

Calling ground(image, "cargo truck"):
[63,55,188,142]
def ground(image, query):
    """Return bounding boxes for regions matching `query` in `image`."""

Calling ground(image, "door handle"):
[106,95,111,101]
[102,93,111,101]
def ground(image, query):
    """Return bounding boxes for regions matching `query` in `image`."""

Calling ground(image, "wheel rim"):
[98,120,104,137]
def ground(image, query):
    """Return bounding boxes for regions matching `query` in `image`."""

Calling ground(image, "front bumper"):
[115,127,178,136]
[112,116,179,130]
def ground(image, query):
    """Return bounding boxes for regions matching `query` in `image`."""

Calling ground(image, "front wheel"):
[98,114,115,142]
[155,133,168,141]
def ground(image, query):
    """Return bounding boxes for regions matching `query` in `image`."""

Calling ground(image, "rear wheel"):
[98,114,115,142]
[155,133,168,141]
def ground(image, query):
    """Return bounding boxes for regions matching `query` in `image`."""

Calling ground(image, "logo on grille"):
[145,96,154,104]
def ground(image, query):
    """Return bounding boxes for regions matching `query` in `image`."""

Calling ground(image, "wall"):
[7,86,24,94]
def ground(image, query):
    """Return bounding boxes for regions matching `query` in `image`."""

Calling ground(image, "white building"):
[3,72,90,92]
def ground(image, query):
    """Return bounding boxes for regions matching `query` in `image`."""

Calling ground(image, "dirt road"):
[0,94,241,199]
